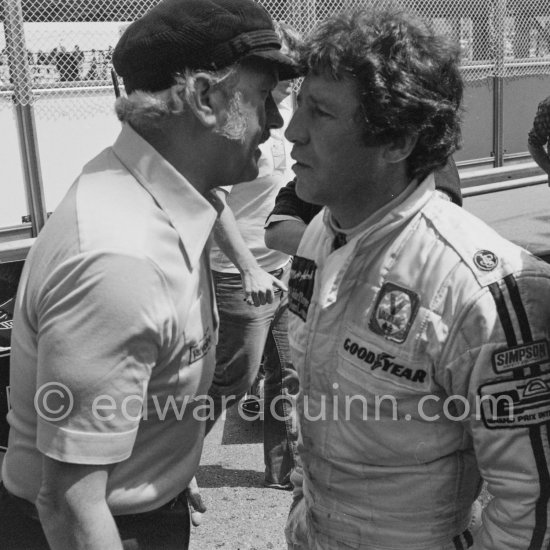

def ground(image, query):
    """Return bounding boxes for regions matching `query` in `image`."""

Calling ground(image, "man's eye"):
[313,106,330,117]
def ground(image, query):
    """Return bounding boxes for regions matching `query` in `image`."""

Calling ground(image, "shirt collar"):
[112,124,217,270]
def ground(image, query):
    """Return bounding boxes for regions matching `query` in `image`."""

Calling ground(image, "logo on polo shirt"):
[189,328,213,364]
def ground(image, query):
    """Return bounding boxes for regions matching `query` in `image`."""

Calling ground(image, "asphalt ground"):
[190,406,291,550]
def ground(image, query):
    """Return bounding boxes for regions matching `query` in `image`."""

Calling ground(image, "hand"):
[185,476,206,527]
[285,495,307,548]
[240,266,288,307]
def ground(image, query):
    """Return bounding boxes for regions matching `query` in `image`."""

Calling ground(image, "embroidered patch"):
[189,328,213,364]
[492,340,550,374]
[473,250,498,271]
[478,373,550,429]
[288,256,317,322]
[369,283,420,344]
[339,335,429,391]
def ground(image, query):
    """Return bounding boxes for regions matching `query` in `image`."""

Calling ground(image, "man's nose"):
[266,92,284,130]
[285,108,304,144]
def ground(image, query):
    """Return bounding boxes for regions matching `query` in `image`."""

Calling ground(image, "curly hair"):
[274,21,303,61]
[299,8,463,181]
[114,65,239,133]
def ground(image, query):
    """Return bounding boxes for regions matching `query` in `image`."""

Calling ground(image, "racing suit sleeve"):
[439,273,550,549]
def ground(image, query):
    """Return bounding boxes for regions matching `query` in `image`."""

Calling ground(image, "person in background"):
[206,21,301,491]
[528,94,550,177]
[282,7,550,549]
[0,0,297,548]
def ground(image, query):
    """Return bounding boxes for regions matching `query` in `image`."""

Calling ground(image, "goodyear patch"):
[189,328,213,364]
[339,330,429,391]
[473,250,498,272]
[492,340,550,374]
[288,256,317,322]
[478,372,550,429]
[369,283,420,344]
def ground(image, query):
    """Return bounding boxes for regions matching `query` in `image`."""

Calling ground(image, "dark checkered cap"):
[113,0,300,93]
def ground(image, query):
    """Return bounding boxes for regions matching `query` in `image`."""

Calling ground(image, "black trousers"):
[0,482,191,549]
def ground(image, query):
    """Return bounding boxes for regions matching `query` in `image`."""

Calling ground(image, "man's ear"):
[383,134,418,164]
[187,73,227,128]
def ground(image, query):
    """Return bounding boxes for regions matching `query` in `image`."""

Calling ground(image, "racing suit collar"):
[324,174,436,248]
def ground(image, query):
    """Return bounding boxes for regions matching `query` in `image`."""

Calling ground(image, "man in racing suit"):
[284,7,550,550]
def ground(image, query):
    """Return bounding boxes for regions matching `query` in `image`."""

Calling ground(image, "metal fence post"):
[4,0,47,236]
[492,0,506,167]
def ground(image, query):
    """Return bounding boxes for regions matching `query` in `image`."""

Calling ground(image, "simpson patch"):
[492,340,550,374]
[289,256,317,322]
[478,372,550,429]
[369,283,420,344]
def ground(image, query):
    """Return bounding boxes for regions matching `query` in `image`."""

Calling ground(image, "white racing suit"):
[286,175,550,549]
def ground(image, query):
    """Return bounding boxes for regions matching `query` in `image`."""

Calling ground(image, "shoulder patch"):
[288,256,317,322]
[492,340,550,374]
[478,373,550,429]
[369,283,420,344]
[473,250,499,272]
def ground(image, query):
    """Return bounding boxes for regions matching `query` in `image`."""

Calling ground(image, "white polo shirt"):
[2,124,218,514]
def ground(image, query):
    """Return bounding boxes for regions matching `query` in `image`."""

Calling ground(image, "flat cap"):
[113,0,299,93]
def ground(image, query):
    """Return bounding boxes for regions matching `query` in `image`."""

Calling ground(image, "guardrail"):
[462,174,547,197]
[0,238,34,263]
[460,161,548,197]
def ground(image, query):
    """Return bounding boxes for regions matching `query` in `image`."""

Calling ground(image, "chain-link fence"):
[1,0,550,118]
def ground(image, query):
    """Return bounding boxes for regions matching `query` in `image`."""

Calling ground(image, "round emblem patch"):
[473,250,498,271]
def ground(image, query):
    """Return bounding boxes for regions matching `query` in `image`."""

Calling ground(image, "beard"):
[213,91,248,143]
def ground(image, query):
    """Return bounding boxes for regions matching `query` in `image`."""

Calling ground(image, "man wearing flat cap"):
[0,0,297,548]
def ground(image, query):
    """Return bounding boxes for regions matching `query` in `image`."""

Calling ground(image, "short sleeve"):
[35,252,175,465]
[266,179,322,226]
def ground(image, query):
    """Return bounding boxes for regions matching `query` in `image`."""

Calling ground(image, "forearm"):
[265,219,307,256]
[38,493,122,550]
[528,142,550,175]
[36,457,123,550]
[213,190,287,304]
[213,193,259,273]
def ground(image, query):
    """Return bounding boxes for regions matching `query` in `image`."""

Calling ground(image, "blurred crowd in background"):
[0,45,114,85]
